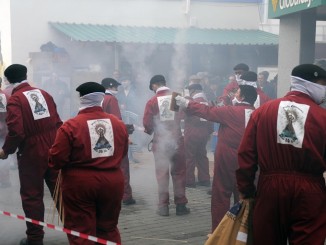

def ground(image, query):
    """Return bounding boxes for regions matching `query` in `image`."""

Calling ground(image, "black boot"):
[176,204,190,216]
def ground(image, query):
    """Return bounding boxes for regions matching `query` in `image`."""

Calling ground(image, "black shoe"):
[156,206,169,216]
[186,183,196,188]
[197,181,211,187]
[176,204,190,216]
[123,198,136,205]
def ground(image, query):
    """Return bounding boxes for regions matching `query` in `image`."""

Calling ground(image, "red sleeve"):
[186,101,232,125]
[217,82,239,106]
[236,111,259,197]
[2,96,25,154]
[143,99,155,135]
[48,125,72,170]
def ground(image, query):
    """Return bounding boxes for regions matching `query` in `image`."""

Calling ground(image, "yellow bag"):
[205,199,254,245]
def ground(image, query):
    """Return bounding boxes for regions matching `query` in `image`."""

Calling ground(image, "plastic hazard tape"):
[0,210,119,245]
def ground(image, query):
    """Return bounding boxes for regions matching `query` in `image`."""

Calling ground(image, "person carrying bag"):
[205,198,254,245]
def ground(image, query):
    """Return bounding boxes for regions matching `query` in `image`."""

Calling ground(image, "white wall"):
[1,0,262,66]
[0,0,12,67]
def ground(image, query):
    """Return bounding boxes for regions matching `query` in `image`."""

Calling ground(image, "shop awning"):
[49,22,278,46]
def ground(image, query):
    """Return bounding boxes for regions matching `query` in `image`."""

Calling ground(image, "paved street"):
[0,151,214,245]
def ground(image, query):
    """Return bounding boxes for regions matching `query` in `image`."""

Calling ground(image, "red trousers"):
[253,172,326,245]
[184,134,210,185]
[211,144,239,231]
[153,139,188,208]
[18,140,58,243]
[120,155,133,201]
[62,169,124,245]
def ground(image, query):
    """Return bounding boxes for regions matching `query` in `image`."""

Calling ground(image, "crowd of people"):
[0,61,325,245]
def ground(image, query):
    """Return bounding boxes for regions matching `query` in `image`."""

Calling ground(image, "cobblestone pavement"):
[0,151,214,245]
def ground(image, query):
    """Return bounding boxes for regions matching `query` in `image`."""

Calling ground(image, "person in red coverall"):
[184,83,213,188]
[49,82,129,245]
[101,78,122,119]
[0,64,62,245]
[0,78,11,188]
[218,64,270,108]
[236,64,326,245]
[218,63,249,106]
[175,84,257,232]
[101,77,136,205]
[143,75,190,216]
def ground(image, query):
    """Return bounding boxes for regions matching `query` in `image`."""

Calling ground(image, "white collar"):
[241,80,258,88]
[192,92,206,100]
[13,80,28,88]
[156,86,170,94]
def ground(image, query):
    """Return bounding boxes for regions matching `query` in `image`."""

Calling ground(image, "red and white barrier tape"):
[0,210,119,245]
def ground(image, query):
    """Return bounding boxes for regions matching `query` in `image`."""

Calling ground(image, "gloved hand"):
[175,95,190,108]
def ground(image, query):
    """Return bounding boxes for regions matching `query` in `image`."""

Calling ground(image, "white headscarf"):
[241,80,258,88]
[290,76,326,106]
[79,92,104,111]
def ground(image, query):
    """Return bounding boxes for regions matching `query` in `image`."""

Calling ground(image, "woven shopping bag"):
[205,198,254,245]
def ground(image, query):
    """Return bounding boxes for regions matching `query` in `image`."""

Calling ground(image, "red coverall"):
[184,93,213,186]
[103,92,134,202]
[0,90,10,186]
[143,87,188,208]
[185,100,255,231]
[218,81,270,108]
[236,91,326,245]
[2,82,62,244]
[49,106,129,245]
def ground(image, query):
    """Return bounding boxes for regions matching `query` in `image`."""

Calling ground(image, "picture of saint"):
[160,100,173,119]
[93,124,111,151]
[0,96,5,110]
[279,106,299,142]
[31,94,46,114]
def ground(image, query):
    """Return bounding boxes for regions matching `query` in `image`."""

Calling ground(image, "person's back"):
[236,64,326,245]
[49,82,128,245]
[4,83,61,153]
[143,75,189,216]
[52,108,127,170]
[0,64,62,245]
[144,86,183,145]
[249,94,326,173]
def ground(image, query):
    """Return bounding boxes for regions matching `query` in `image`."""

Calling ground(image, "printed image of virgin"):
[160,99,173,119]
[279,106,299,142]
[31,93,46,114]
[0,96,5,110]
[93,124,112,151]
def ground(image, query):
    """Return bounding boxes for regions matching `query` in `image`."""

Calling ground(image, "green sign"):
[269,0,326,18]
